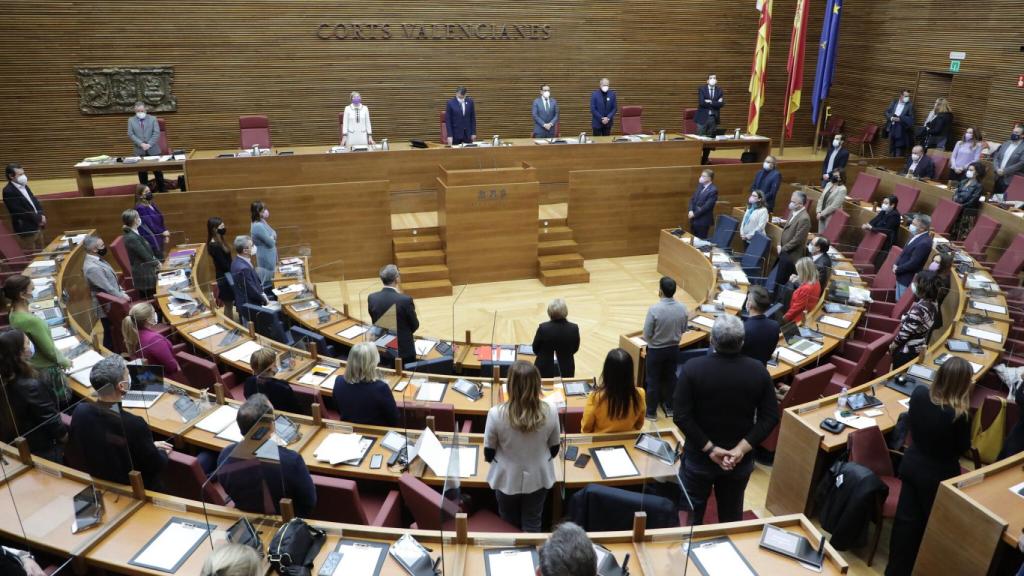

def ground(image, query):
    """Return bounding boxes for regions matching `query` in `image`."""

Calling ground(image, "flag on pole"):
[811,0,843,126]
[747,0,773,135]
[782,0,810,138]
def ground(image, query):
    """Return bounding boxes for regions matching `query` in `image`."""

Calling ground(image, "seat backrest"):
[741,232,771,276]
[398,473,457,530]
[337,112,345,144]
[929,152,949,181]
[963,215,1000,257]
[683,108,698,134]
[864,124,879,141]
[848,332,895,386]
[238,115,271,149]
[710,215,739,250]
[852,231,886,267]
[311,474,370,525]
[762,363,837,452]
[870,246,903,291]
[892,183,920,214]
[96,292,131,354]
[399,402,457,432]
[848,173,881,203]
[175,350,222,390]
[930,198,963,236]
[157,117,169,154]
[289,326,333,357]
[404,356,454,375]
[439,111,448,143]
[559,406,583,434]
[820,210,849,245]
[242,304,290,344]
[620,105,643,135]
[288,384,319,417]
[826,117,845,134]
[164,451,229,505]
[848,426,895,477]
[993,233,1024,277]
[109,235,132,279]
[0,219,28,269]
[888,282,916,319]
[1006,175,1024,202]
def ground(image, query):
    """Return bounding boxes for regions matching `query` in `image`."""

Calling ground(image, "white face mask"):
[456,95,465,102]
[912,153,921,161]
[749,196,758,205]
[542,90,550,99]
[15,174,27,186]
[807,242,816,254]
[789,201,799,212]
[699,176,710,185]
[708,78,717,86]
[600,85,609,93]
[832,138,841,147]
[902,96,910,103]
[762,161,772,171]
[249,245,258,257]
[909,224,918,235]
[880,203,890,212]
[966,170,976,179]
[911,282,919,296]
[149,315,158,326]
[135,111,146,119]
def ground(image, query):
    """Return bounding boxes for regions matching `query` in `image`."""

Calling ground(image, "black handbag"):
[267,518,326,576]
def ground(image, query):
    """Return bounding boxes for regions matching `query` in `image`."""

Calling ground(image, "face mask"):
[457,95,465,102]
[708,78,717,86]
[807,242,816,254]
[134,219,142,229]
[14,174,28,186]
[149,315,158,326]
[964,133,973,142]
[880,203,890,212]
[600,86,608,93]
[909,224,918,235]
[928,262,940,271]
[902,96,910,103]
[96,246,108,257]
[830,174,840,183]
[762,161,772,171]
[699,176,709,185]
[352,98,361,106]
[24,340,35,359]
[749,196,758,205]
[217,227,226,236]
[912,153,921,161]
[143,192,154,201]
[1012,133,1022,142]
[911,283,919,296]
[136,111,146,119]
[262,209,270,219]
[542,90,550,98]
[966,170,976,179]
[789,202,799,212]
[832,138,841,147]
[249,245,258,257]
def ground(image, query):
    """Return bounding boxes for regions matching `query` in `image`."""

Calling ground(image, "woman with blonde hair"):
[200,543,261,576]
[331,341,398,426]
[123,302,184,382]
[782,257,821,324]
[886,357,972,575]
[484,360,561,532]
[921,97,953,151]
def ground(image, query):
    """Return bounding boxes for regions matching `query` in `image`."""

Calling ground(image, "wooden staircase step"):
[393,234,442,251]
[402,279,453,298]
[539,267,590,286]
[395,249,445,266]
[393,226,440,238]
[400,264,450,282]
[538,217,567,227]
[538,239,579,256]
[538,253,584,270]
[537,225,574,241]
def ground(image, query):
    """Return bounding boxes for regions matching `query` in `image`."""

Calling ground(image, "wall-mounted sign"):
[949,60,961,73]
[949,51,967,61]
[76,67,176,115]
[316,23,551,41]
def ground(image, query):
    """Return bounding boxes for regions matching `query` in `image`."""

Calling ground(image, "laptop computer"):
[781,323,823,355]
[758,524,826,570]
[123,364,165,408]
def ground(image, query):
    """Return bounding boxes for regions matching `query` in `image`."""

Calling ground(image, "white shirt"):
[907,159,919,175]
[894,101,906,117]
[788,207,805,224]
[826,147,840,173]
[1000,141,1021,171]
[341,104,372,146]
[459,98,466,115]
[11,182,37,214]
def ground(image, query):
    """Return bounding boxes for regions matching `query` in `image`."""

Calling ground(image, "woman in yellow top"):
[582,348,646,433]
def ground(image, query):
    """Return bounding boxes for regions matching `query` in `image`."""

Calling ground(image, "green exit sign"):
[950,60,961,73]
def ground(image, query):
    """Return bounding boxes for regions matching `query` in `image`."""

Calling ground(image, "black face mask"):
[217,227,226,236]
[96,247,108,257]
[830,175,841,183]
[144,192,154,201]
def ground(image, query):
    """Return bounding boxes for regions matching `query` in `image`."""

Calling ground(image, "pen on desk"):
[622,553,631,575]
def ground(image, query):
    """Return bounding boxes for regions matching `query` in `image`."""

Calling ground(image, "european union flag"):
[811,0,843,124]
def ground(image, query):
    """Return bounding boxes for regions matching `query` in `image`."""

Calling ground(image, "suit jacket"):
[780,209,811,263]
[368,287,420,361]
[83,254,126,319]
[868,209,901,249]
[688,183,718,231]
[813,252,833,290]
[127,115,162,156]
[589,89,617,129]
[695,84,725,129]
[820,146,850,177]
[894,233,934,287]
[230,256,266,321]
[122,228,159,293]
[952,179,983,209]
[817,182,847,230]
[741,315,780,365]
[992,139,1024,185]
[923,111,952,147]
[903,154,936,179]
[67,401,167,489]
[217,443,316,517]
[531,97,559,138]
[531,318,580,378]
[884,99,915,146]
[2,182,43,235]
[751,168,782,212]
[444,97,477,142]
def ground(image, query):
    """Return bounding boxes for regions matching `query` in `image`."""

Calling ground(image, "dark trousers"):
[495,487,548,532]
[100,316,113,351]
[885,471,941,576]
[645,346,679,416]
[137,151,166,192]
[889,135,909,158]
[451,133,472,145]
[680,450,754,525]
[592,124,612,136]
[773,252,798,294]
[691,222,711,240]
[892,348,918,371]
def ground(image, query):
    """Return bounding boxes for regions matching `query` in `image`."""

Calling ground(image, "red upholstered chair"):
[851,231,887,275]
[109,235,133,287]
[311,474,402,527]
[892,183,920,214]
[95,184,141,197]
[620,106,643,135]
[929,152,949,181]
[0,219,32,271]
[864,245,902,301]
[398,473,519,532]
[930,198,963,237]
[760,364,836,453]
[398,402,471,434]
[176,350,238,392]
[96,292,131,354]
[157,117,169,154]
[554,122,561,138]
[848,173,881,203]
[848,426,901,566]
[958,214,1001,261]
[337,112,345,144]
[847,124,879,157]
[439,111,448,143]
[164,451,230,506]
[820,210,849,245]
[559,406,583,434]
[982,233,1024,288]
[683,108,698,134]
[826,331,894,394]
[863,284,915,333]
[817,117,845,149]
[1006,175,1024,202]
[239,115,271,149]
[288,384,323,418]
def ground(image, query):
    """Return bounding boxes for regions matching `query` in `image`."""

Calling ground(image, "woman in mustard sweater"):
[582,348,646,433]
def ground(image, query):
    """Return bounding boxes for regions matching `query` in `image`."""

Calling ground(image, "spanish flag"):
[783,0,810,138]
[747,0,773,135]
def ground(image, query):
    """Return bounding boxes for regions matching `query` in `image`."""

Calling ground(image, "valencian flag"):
[812,0,843,125]
[747,0,773,135]
[783,0,810,138]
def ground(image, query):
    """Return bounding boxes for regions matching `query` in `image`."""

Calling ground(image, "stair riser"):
[540,271,590,286]
[537,229,573,242]
[396,253,445,266]
[539,244,578,256]
[539,255,584,270]
[394,237,443,251]
[405,285,454,298]
[401,267,450,281]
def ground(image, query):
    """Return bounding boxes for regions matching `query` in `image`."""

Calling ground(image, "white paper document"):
[487,549,537,576]
[412,427,475,477]
[711,253,732,265]
[691,315,715,329]
[719,269,749,285]
[190,324,226,340]
[314,433,367,465]
[834,411,876,430]
[689,538,756,576]
[195,405,238,434]
[965,326,1002,343]
[775,348,807,366]
[714,290,747,310]
[68,350,105,383]
[334,542,384,576]
[221,340,264,364]
[819,315,852,329]
[970,301,1007,314]
[54,335,80,352]
[272,283,304,296]
[414,339,435,356]
[28,259,56,268]
[337,324,369,339]
[157,269,188,286]
[215,421,244,443]
[592,446,639,478]
[1009,481,1024,500]
[415,381,447,402]
[833,269,860,278]
[131,520,210,571]
[299,364,336,387]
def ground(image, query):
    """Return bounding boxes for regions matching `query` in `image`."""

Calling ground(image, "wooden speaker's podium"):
[438,162,539,284]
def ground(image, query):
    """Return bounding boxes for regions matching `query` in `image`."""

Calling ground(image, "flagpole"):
[812,100,823,156]
[779,115,787,156]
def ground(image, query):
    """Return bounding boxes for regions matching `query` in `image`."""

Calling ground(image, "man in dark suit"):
[531,298,581,378]
[741,286,779,365]
[3,163,45,251]
[903,145,936,179]
[992,124,1024,196]
[821,134,850,186]
[688,168,718,239]
[893,214,933,300]
[885,89,915,157]
[127,102,166,191]
[589,78,617,136]
[774,190,811,292]
[696,74,725,163]
[230,235,269,323]
[368,264,420,364]
[750,155,782,212]
[809,236,833,290]
[445,87,476,145]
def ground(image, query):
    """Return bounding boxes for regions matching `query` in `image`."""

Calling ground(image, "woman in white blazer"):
[739,189,769,244]
[341,92,374,147]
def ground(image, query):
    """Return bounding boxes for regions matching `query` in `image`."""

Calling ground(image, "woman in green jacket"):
[2,274,71,408]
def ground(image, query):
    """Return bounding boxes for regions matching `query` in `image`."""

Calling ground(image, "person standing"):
[688,168,718,239]
[739,190,769,244]
[696,74,725,164]
[531,298,580,378]
[0,329,67,461]
[642,277,689,420]
[890,272,939,370]
[230,235,269,324]
[885,357,972,576]
[582,348,645,433]
[207,217,235,320]
[750,155,782,212]
[3,163,45,252]
[367,264,420,365]
[817,168,847,232]
[952,162,985,213]
[589,78,617,137]
[740,286,779,366]
[782,257,822,324]
[673,314,779,524]
[249,200,277,289]
[948,127,983,183]
[775,191,811,292]
[532,84,560,138]
[121,208,160,299]
[2,275,71,408]
[122,302,185,383]
[919,97,952,151]
[127,102,166,192]
[135,184,169,256]
[992,123,1024,197]
[537,522,597,576]
[82,235,128,351]
[341,91,374,147]
[893,214,933,301]
[903,145,936,179]
[862,194,901,252]
[445,87,476,145]
[820,134,849,186]
[885,89,915,157]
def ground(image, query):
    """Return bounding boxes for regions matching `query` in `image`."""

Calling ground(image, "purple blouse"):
[136,203,166,253]
[949,141,982,172]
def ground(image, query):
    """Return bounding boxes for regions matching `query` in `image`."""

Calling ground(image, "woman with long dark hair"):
[2,275,71,408]
[0,329,67,460]
[582,348,645,433]
[207,217,235,319]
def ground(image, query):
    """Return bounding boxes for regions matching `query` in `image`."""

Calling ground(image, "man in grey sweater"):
[643,276,689,420]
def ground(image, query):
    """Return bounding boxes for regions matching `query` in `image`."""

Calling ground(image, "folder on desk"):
[484,547,539,576]
[332,539,389,576]
[687,536,758,576]
[128,517,215,573]
[590,445,639,479]
[758,524,825,570]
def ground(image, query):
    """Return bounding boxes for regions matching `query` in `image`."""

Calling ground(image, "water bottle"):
[838,386,849,409]
[252,144,260,156]
[382,138,389,151]
[734,128,741,139]
[578,131,587,144]
[659,129,666,142]
[492,134,500,146]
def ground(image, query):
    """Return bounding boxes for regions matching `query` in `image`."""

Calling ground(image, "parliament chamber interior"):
[2,1,1024,575]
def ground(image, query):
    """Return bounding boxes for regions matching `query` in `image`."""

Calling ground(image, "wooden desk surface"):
[958,456,1024,545]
